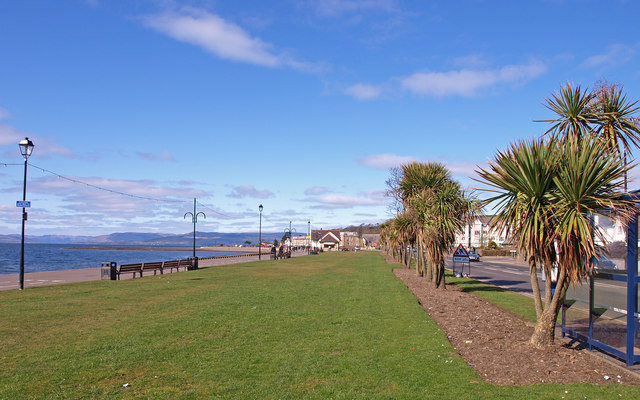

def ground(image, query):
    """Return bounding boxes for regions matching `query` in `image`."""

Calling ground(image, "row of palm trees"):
[381,82,640,347]
[380,162,478,289]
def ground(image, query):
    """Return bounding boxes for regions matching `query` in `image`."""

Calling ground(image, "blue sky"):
[1,0,640,237]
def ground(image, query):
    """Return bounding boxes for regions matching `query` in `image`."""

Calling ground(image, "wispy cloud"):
[344,83,382,100]
[400,60,547,97]
[141,7,321,72]
[304,186,330,195]
[136,150,176,162]
[344,60,547,100]
[581,44,636,70]
[358,153,416,169]
[227,185,274,199]
[306,190,386,209]
[0,109,77,159]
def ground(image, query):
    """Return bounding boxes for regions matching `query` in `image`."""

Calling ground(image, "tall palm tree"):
[419,179,469,288]
[399,162,451,278]
[477,137,633,347]
[476,138,558,319]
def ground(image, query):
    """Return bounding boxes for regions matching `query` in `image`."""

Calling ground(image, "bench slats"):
[117,264,143,279]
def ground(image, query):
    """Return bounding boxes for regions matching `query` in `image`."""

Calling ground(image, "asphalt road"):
[446,256,538,296]
[447,256,631,324]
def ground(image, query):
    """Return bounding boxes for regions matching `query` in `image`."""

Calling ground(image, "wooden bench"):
[178,258,193,271]
[142,261,164,275]
[117,263,143,279]
[161,260,180,273]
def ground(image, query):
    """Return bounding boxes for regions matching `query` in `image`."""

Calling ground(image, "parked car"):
[468,248,480,262]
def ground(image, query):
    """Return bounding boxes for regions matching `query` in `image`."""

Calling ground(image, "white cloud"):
[581,44,635,70]
[227,185,274,199]
[344,83,382,100]
[136,150,176,162]
[142,8,317,71]
[358,153,416,169]
[400,61,547,97]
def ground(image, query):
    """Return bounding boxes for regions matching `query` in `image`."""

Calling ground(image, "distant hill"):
[0,231,283,247]
[341,223,381,235]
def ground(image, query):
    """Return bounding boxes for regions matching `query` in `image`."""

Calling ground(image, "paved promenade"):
[0,251,306,291]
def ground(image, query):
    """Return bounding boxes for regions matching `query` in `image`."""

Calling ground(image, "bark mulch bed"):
[391,261,640,386]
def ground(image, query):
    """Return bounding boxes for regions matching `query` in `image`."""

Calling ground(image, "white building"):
[455,216,511,248]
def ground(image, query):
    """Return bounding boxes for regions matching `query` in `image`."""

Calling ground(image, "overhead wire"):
[8,162,263,222]
[29,163,189,204]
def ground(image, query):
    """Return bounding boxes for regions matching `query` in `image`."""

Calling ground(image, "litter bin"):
[188,257,198,270]
[101,261,117,280]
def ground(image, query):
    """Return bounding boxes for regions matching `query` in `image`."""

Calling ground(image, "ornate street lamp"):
[258,204,263,260]
[284,221,296,255]
[18,137,34,290]
[184,198,205,270]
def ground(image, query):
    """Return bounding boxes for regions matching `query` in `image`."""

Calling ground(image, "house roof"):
[312,229,341,243]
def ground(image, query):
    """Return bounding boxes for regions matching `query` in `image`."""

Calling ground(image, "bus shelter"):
[561,202,640,366]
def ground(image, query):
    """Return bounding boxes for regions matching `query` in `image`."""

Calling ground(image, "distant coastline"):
[69,245,260,253]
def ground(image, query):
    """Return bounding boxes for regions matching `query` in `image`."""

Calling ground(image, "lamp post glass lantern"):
[18,137,34,290]
[258,204,263,260]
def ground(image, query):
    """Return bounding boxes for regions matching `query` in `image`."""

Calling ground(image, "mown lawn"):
[0,251,637,399]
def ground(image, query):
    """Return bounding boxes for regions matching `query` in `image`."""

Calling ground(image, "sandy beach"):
[0,250,304,291]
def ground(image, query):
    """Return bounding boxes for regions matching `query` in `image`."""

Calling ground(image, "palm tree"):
[399,161,472,288]
[590,83,640,191]
[393,212,417,268]
[538,83,597,142]
[591,82,640,155]
[399,162,451,280]
[477,137,633,347]
[476,138,558,320]
[419,179,469,288]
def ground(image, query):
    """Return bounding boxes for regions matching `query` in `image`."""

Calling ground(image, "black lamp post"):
[18,137,34,290]
[307,220,311,254]
[258,204,263,260]
[284,221,296,255]
[184,198,205,270]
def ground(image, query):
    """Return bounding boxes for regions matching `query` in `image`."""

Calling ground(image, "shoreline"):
[68,245,260,253]
[0,250,305,291]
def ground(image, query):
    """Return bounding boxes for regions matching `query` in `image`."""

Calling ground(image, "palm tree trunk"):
[530,268,568,347]
[528,257,543,318]
[434,260,446,289]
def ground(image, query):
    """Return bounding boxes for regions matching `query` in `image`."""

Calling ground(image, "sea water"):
[0,243,238,275]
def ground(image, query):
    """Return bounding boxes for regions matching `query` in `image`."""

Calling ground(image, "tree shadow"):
[456,279,531,294]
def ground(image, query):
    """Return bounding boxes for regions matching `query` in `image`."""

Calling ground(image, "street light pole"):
[283,222,296,257]
[258,204,263,260]
[184,198,205,269]
[308,220,311,254]
[18,137,34,291]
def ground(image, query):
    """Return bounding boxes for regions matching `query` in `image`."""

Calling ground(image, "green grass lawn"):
[0,252,637,399]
